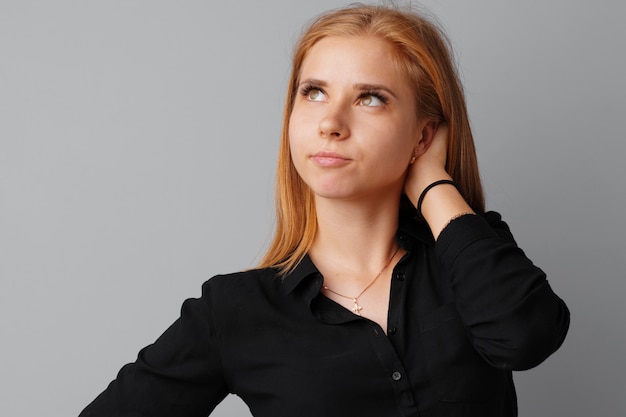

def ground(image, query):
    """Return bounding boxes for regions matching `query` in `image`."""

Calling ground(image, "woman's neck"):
[309,195,401,279]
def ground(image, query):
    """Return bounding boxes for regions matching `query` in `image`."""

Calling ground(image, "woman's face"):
[289,35,425,203]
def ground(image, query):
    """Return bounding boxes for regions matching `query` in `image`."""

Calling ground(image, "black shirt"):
[80,212,569,417]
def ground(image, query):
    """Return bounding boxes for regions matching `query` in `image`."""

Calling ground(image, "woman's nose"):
[318,105,350,140]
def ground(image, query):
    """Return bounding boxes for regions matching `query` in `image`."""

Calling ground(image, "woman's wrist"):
[409,176,475,240]
[416,180,458,220]
[404,165,451,207]
[404,158,475,239]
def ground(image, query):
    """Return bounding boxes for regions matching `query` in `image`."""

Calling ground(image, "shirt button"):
[388,326,397,335]
[391,371,402,381]
[395,273,405,281]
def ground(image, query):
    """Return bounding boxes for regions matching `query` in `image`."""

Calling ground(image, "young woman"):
[80,5,569,416]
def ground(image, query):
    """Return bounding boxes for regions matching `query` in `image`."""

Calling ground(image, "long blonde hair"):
[259,4,484,274]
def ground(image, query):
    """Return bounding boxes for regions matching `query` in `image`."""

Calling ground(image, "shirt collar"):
[281,210,433,295]
[282,254,321,295]
[397,213,435,248]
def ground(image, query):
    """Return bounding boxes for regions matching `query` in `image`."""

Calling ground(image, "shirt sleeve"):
[434,212,570,371]
[79,280,229,417]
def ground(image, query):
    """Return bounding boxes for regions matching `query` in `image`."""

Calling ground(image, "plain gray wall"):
[1,1,624,415]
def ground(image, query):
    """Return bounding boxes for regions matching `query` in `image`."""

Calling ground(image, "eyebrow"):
[299,79,398,99]
[353,83,398,99]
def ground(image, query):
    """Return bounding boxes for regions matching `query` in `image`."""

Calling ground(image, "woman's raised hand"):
[404,123,474,239]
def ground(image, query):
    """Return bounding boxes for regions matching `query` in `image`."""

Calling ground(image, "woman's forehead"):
[298,36,409,86]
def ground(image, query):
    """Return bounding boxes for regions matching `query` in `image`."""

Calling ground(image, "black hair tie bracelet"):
[416,179,458,221]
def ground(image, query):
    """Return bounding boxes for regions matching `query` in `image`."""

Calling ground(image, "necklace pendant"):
[352,298,363,315]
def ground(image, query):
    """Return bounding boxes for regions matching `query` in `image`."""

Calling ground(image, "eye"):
[308,89,325,101]
[358,93,387,107]
[300,85,327,102]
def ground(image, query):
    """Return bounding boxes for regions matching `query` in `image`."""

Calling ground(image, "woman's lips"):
[310,152,351,167]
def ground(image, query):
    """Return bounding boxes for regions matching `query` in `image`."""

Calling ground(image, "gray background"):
[1,0,624,415]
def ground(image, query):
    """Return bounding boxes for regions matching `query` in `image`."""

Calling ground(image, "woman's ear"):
[412,121,438,158]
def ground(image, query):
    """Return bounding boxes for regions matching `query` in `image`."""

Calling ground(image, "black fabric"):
[80,212,569,417]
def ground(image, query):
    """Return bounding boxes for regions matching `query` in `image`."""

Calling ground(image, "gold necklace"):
[322,246,401,316]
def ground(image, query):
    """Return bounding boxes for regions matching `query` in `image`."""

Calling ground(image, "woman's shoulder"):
[202,266,282,295]
[197,267,295,331]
